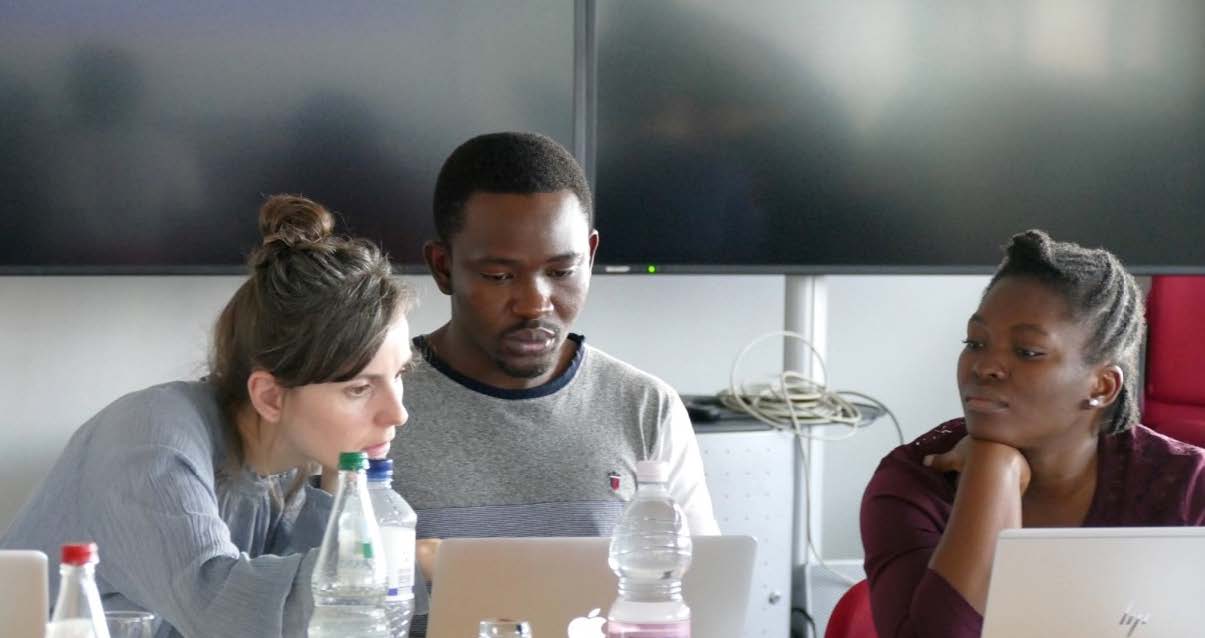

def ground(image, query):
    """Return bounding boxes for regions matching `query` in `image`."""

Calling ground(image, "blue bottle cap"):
[367,457,394,481]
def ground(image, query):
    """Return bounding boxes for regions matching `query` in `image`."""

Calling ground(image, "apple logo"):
[567,607,607,638]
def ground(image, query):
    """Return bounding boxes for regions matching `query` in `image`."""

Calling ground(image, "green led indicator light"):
[647,265,657,274]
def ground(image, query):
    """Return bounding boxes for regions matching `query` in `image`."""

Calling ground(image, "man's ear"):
[587,229,600,268]
[424,240,453,295]
[246,369,286,424]
[1089,364,1124,409]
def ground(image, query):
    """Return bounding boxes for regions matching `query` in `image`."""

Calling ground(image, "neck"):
[233,403,294,476]
[1022,425,1099,503]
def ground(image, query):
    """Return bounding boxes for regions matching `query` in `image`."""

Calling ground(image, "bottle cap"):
[367,458,394,481]
[636,460,670,483]
[61,542,98,566]
[338,451,369,471]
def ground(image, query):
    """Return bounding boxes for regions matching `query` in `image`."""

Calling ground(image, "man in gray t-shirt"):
[388,132,718,552]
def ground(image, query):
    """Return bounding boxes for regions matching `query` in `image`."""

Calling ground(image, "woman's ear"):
[1088,364,1124,409]
[246,369,286,423]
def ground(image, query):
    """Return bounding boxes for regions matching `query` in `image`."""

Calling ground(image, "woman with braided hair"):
[1,194,423,636]
[860,230,1205,637]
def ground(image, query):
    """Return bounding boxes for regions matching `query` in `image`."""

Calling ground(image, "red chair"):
[1142,276,1205,448]
[825,579,878,638]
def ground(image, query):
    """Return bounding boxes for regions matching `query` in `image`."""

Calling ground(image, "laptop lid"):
[982,527,1205,638]
[427,535,756,638]
[0,550,49,638]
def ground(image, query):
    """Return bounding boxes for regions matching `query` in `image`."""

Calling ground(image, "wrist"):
[968,440,1031,492]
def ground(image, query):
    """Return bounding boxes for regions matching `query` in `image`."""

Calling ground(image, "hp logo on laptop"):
[1119,602,1150,637]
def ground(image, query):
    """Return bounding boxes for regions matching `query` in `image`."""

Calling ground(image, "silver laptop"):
[427,535,756,638]
[983,527,1205,638]
[0,550,49,638]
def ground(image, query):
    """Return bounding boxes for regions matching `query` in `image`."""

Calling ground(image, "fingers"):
[416,538,442,580]
[924,450,961,473]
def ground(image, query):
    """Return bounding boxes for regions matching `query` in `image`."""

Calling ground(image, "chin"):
[495,355,556,379]
[964,417,1022,448]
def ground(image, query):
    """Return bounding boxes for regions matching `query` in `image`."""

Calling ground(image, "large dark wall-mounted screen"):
[593,1,1205,273]
[0,0,574,273]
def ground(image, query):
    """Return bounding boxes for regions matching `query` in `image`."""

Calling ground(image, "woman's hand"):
[924,436,1032,494]
[417,538,442,581]
[319,465,339,493]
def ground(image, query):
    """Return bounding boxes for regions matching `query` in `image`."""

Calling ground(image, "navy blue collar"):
[413,333,586,400]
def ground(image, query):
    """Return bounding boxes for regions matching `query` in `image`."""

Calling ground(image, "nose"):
[378,381,408,428]
[971,352,1007,381]
[512,276,553,319]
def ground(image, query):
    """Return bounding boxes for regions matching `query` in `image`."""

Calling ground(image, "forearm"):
[928,447,1025,613]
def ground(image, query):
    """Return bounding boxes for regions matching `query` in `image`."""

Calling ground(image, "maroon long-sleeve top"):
[860,418,1205,637]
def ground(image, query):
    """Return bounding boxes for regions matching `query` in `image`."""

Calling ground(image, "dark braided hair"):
[433,131,592,242]
[988,229,1145,434]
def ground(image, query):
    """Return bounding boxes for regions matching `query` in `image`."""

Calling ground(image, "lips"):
[362,441,392,459]
[501,327,557,356]
[963,395,1009,413]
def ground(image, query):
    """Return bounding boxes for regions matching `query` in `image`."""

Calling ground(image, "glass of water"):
[478,618,533,638]
[104,611,156,638]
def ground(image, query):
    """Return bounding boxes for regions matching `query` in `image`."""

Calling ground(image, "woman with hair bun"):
[1,195,418,637]
[860,230,1205,637]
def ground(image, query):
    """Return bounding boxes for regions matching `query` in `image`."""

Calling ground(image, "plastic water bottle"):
[366,458,417,637]
[309,452,389,638]
[605,460,692,638]
[47,542,111,638]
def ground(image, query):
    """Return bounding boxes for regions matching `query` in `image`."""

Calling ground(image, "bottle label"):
[380,525,416,599]
[605,619,690,638]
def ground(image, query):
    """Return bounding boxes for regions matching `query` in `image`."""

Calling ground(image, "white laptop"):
[427,535,756,638]
[0,550,49,638]
[983,527,1205,638]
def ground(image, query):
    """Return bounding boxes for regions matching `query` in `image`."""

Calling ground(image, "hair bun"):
[258,194,335,248]
[1005,228,1054,265]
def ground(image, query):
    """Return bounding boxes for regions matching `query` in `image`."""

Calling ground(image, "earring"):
[1087,397,1101,407]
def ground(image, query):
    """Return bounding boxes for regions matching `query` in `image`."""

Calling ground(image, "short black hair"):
[432,131,593,242]
[988,229,1146,435]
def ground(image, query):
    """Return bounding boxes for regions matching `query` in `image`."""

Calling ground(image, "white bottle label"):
[380,526,416,600]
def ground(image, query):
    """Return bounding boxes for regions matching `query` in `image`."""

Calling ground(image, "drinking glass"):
[104,611,156,638]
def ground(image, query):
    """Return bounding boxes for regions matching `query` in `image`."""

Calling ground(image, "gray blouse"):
[2,381,331,637]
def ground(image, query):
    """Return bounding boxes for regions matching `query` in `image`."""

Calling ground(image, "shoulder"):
[864,418,965,504]
[578,342,678,401]
[1105,423,1205,481]
[1119,423,1205,462]
[87,381,225,463]
[1098,424,1205,524]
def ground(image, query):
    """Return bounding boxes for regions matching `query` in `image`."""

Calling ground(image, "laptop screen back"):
[983,527,1205,638]
[427,535,756,638]
[0,550,49,638]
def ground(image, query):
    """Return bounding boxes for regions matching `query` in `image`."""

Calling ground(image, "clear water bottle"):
[47,542,111,638]
[309,452,389,638]
[366,458,417,637]
[605,460,692,638]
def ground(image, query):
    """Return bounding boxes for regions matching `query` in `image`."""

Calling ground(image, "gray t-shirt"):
[389,334,718,540]
[3,381,328,637]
